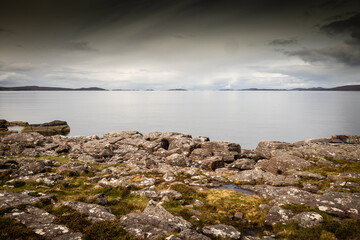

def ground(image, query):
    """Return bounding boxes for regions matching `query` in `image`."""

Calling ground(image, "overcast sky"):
[0,0,360,89]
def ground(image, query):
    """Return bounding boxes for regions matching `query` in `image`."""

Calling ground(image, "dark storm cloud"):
[285,13,360,66]
[321,12,360,35]
[0,27,11,34]
[268,38,298,46]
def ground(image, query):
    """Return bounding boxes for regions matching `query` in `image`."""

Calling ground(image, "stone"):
[0,190,52,209]
[190,141,241,162]
[228,158,256,170]
[61,201,116,222]
[258,153,312,175]
[166,153,187,167]
[255,141,292,159]
[163,172,176,182]
[21,120,70,136]
[98,177,131,188]
[1,132,45,147]
[83,139,114,158]
[243,185,360,219]
[194,199,204,207]
[291,211,324,228]
[132,189,183,201]
[265,206,295,226]
[202,224,241,239]
[143,200,192,230]
[179,229,211,240]
[120,213,180,240]
[201,156,224,171]
[5,206,82,240]
[234,211,244,219]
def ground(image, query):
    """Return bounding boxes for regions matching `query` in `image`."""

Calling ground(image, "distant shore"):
[1,84,360,91]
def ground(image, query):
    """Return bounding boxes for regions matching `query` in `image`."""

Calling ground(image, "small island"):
[0,123,359,239]
[0,86,107,91]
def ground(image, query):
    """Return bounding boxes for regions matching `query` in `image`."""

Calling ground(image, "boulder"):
[179,229,211,240]
[291,211,323,228]
[228,158,256,170]
[0,119,8,131]
[0,190,52,209]
[202,224,241,239]
[120,213,180,240]
[265,206,295,226]
[1,132,45,147]
[83,139,114,159]
[190,141,241,162]
[201,156,224,171]
[21,120,70,136]
[258,153,312,175]
[255,141,292,159]
[143,200,192,230]
[166,153,187,167]
[5,206,82,240]
[243,185,360,219]
[60,201,116,222]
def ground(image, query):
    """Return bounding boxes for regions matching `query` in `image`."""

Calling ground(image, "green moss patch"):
[0,216,44,240]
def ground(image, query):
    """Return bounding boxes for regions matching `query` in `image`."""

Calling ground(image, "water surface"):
[1,91,359,149]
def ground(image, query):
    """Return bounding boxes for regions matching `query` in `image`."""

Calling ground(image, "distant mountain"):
[240,85,360,91]
[0,86,107,91]
[168,88,187,91]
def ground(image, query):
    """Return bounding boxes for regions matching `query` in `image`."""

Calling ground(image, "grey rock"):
[291,211,323,228]
[179,229,211,240]
[202,224,241,239]
[2,132,45,147]
[243,185,360,219]
[0,190,52,209]
[265,206,295,226]
[98,177,131,188]
[61,201,116,222]
[201,156,224,171]
[120,213,179,240]
[21,120,70,136]
[5,206,82,239]
[258,153,312,175]
[228,158,256,170]
[166,153,187,167]
[143,200,192,230]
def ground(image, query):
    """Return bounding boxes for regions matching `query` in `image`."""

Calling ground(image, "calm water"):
[1,91,359,149]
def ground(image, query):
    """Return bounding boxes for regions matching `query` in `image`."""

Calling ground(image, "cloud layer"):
[0,0,360,89]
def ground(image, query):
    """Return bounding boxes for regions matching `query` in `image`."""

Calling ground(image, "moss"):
[162,186,268,232]
[13,180,26,188]
[109,194,148,216]
[273,208,360,240]
[282,204,321,214]
[38,155,70,164]
[0,216,44,240]
[305,157,360,176]
[83,221,136,240]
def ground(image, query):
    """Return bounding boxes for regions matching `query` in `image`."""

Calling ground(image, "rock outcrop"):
[0,131,360,239]
[21,120,70,136]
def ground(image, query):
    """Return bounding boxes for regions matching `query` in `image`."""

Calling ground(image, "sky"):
[0,0,360,90]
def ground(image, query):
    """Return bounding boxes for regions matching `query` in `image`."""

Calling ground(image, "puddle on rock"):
[217,184,255,195]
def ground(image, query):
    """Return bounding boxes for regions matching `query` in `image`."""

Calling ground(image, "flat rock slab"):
[202,224,241,239]
[243,185,360,219]
[143,200,192,231]
[120,212,180,240]
[61,201,116,222]
[5,206,82,240]
[0,190,51,209]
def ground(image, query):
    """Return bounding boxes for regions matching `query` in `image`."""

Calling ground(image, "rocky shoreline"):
[0,129,360,239]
